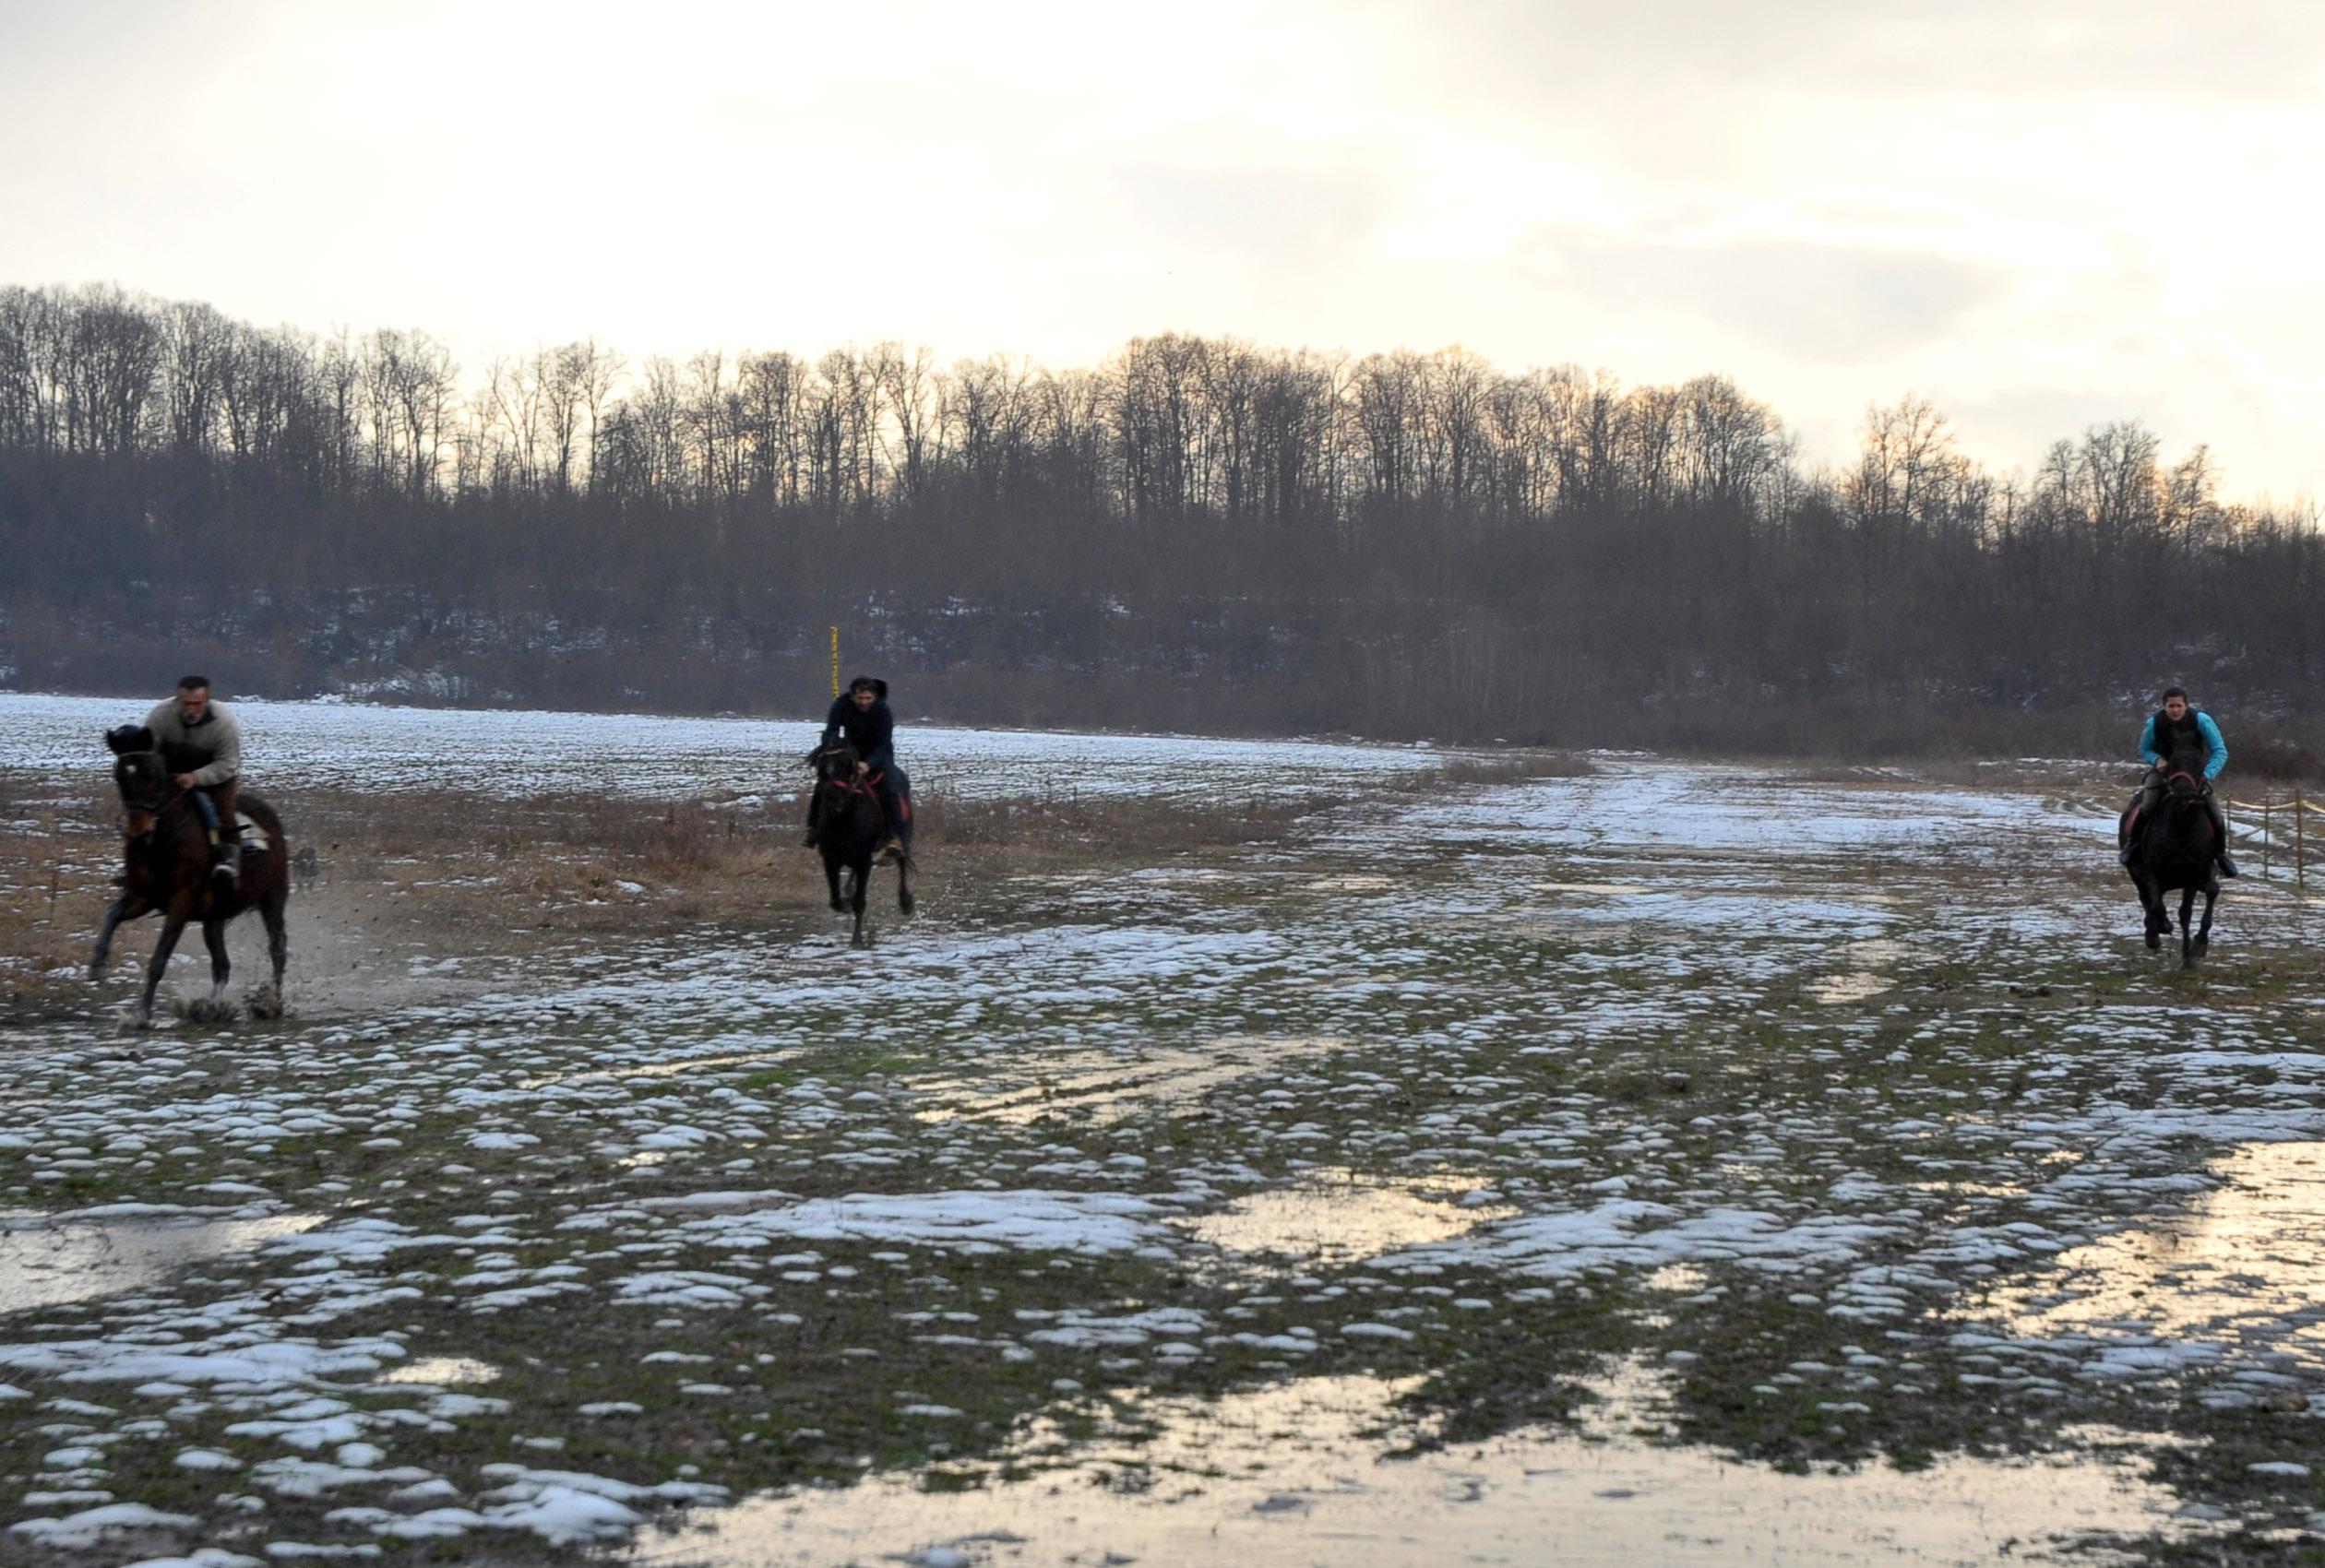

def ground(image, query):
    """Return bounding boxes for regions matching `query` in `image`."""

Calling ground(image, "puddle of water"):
[1529,881,1650,896]
[1996,1141,2325,1343]
[1306,874,1399,893]
[912,1039,1345,1128]
[1837,938,1919,965]
[0,1211,320,1313]
[377,1356,501,1386]
[528,1049,797,1090]
[642,1368,2202,1568]
[1806,936,1928,1005]
[1807,973,1892,1005]
[1175,1170,1517,1265]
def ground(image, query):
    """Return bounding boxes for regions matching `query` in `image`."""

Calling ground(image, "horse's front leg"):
[851,858,871,947]
[898,857,915,918]
[2194,882,2218,960]
[202,919,231,999]
[140,908,192,1026]
[824,853,845,913]
[2128,869,2164,948]
[89,895,135,981]
[2178,886,2198,968]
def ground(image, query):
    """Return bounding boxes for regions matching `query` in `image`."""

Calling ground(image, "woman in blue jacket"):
[2120,686,2237,878]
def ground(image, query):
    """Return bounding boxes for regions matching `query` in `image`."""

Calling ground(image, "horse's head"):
[811,742,863,790]
[2164,747,2209,802]
[104,725,169,831]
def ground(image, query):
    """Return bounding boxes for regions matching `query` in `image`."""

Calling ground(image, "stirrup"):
[878,837,906,863]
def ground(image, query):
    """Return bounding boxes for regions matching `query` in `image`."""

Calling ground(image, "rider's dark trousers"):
[189,779,239,842]
[876,766,909,840]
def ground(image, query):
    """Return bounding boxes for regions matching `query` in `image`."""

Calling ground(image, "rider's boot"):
[2218,851,2240,879]
[879,836,906,864]
[2118,840,2137,868]
[211,832,241,885]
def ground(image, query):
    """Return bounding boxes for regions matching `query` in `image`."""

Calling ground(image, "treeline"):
[3,281,2321,760]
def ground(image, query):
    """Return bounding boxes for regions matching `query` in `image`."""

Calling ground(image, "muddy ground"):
[3,754,2323,1566]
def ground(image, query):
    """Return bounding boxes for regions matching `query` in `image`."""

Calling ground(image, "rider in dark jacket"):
[2121,686,2237,878]
[805,677,909,861]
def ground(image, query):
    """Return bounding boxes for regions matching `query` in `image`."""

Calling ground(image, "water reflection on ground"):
[1176,1170,1518,1265]
[0,1210,318,1313]
[1997,1141,2325,1350]
[638,1367,2200,1568]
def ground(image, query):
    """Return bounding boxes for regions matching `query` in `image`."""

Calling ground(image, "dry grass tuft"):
[1399,752,1598,789]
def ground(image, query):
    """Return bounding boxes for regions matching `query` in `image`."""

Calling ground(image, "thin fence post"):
[2264,800,2272,880]
[2299,788,2307,891]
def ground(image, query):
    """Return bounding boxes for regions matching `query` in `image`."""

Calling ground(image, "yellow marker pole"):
[830,626,841,698]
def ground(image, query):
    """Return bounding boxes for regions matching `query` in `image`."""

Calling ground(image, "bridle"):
[113,750,181,840]
[812,744,876,802]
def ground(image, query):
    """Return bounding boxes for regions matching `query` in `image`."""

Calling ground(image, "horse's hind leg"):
[898,859,915,918]
[202,919,231,999]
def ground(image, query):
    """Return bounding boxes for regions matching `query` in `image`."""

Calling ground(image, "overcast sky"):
[5,0,2320,497]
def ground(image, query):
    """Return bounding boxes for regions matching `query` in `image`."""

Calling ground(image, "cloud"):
[1111,162,1394,265]
[1429,0,2325,107]
[1550,239,2006,362]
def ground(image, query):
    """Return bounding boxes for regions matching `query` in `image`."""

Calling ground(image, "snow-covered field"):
[0,691,1449,801]
[4,709,2323,1565]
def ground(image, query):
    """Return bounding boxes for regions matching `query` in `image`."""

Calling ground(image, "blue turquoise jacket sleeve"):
[2199,713,2227,779]
[2138,717,2160,767]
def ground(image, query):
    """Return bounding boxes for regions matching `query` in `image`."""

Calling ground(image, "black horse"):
[809,741,913,946]
[2120,747,2221,968]
[89,726,290,1024]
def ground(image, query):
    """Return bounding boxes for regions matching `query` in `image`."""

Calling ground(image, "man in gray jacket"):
[144,675,244,884]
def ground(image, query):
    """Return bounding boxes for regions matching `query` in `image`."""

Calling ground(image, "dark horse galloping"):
[809,741,913,947]
[2120,747,2221,969]
[89,726,290,1024]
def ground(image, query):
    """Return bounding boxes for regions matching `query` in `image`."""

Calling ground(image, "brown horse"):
[2120,746,2222,969]
[89,726,290,1025]
[809,741,913,947]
